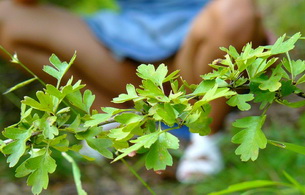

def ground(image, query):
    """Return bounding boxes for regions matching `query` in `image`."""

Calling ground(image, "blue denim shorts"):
[85,0,210,62]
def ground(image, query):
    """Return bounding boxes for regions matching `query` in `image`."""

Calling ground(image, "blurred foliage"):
[258,0,305,59]
[42,0,118,14]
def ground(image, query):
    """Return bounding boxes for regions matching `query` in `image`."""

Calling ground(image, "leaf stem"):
[286,51,294,81]
[0,46,45,86]
[121,158,156,195]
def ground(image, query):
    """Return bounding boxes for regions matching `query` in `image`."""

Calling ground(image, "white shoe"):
[176,133,223,183]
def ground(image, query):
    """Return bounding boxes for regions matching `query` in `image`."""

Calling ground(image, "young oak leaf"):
[145,132,179,171]
[226,94,254,111]
[2,127,32,167]
[232,115,267,161]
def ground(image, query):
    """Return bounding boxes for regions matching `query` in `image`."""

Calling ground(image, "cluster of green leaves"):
[1,33,305,195]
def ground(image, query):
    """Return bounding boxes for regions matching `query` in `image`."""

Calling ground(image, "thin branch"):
[295,92,305,99]
[3,131,42,145]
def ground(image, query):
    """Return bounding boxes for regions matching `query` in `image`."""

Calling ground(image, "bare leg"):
[0,1,141,109]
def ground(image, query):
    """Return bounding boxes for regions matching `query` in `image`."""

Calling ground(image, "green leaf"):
[22,91,56,113]
[268,140,305,155]
[270,33,301,55]
[62,152,87,195]
[277,99,305,108]
[185,107,212,135]
[114,112,144,125]
[83,90,95,113]
[26,152,57,195]
[137,80,169,102]
[2,127,32,167]
[250,82,275,109]
[193,85,236,110]
[66,90,92,113]
[108,127,132,141]
[3,77,37,95]
[191,80,216,96]
[156,103,178,126]
[226,94,254,111]
[283,58,305,80]
[136,64,168,87]
[163,69,180,82]
[77,127,113,159]
[112,84,139,103]
[84,112,112,127]
[258,74,282,92]
[34,116,59,139]
[145,132,179,171]
[232,115,267,161]
[86,138,113,159]
[209,180,284,195]
[43,53,76,87]
[112,131,160,162]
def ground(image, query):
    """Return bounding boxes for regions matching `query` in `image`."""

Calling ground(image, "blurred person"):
[0,0,268,183]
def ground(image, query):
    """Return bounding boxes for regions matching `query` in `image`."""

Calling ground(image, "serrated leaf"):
[2,128,32,167]
[145,132,179,171]
[114,112,144,125]
[77,127,113,159]
[156,103,177,126]
[136,64,168,87]
[259,74,282,92]
[112,131,160,162]
[84,113,112,127]
[250,82,275,109]
[283,58,305,80]
[112,84,139,103]
[66,90,89,114]
[193,85,236,110]
[137,80,169,102]
[232,115,267,161]
[3,77,37,95]
[270,33,301,55]
[26,152,57,195]
[43,53,76,87]
[83,90,95,113]
[163,69,180,82]
[22,91,56,113]
[280,80,296,97]
[34,116,58,139]
[226,94,254,111]
[108,127,132,141]
[86,138,113,159]
[185,106,212,135]
[191,80,215,96]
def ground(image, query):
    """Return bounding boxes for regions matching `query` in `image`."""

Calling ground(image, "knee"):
[189,0,264,47]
